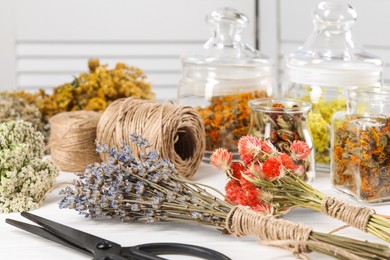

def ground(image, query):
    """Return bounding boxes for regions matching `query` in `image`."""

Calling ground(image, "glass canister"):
[283,1,383,171]
[248,98,315,182]
[178,7,275,161]
[331,86,390,203]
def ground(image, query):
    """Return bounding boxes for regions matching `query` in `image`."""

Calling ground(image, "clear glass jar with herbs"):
[331,86,390,203]
[248,98,315,182]
[283,1,383,171]
[178,7,275,161]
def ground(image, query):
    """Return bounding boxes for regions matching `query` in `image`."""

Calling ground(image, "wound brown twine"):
[321,196,375,231]
[226,206,312,256]
[49,111,102,172]
[226,206,366,260]
[96,98,205,179]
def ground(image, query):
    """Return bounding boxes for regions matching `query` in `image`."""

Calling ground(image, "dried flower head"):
[210,148,232,171]
[290,140,310,161]
[238,136,275,164]
[262,158,282,181]
[278,153,295,171]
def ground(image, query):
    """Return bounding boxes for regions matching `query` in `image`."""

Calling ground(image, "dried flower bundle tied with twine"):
[60,134,390,260]
[0,121,59,213]
[211,135,390,243]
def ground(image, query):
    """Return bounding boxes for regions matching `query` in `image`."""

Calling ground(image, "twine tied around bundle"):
[226,206,367,260]
[226,206,312,257]
[49,111,102,172]
[321,196,375,231]
[97,98,205,179]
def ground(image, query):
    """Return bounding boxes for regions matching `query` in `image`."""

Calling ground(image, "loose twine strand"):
[226,206,366,260]
[321,196,375,231]
[49,111,102,172]
[97,98,205,179]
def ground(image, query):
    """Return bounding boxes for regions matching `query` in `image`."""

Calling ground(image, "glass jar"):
[178,7,275,161]
[331,86,390,203]
[283,1,383,172]
[248,98,315,182]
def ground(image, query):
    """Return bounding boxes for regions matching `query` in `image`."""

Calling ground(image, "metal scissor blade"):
[20,212,122,257]
[5,218,91,255]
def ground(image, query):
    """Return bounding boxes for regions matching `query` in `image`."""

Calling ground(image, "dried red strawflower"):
[279,153,295,170]
[290,140,310,161]
[229,162,245,180]
[210,148,232,171]
[262,158,282,181]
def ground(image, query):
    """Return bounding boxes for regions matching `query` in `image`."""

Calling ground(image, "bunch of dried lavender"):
[60,134,390,260]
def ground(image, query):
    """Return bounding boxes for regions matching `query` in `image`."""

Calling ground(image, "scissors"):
[6,212,231,260]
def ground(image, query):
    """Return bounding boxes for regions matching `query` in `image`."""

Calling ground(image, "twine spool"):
[49,111,102,172]
[97,98,205,179]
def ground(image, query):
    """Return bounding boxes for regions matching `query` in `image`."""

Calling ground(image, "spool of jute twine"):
[97,98,205,179]
[49,111,102,172]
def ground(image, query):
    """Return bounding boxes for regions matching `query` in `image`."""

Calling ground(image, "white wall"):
[2,0,388,99]
[259,0,390,85]
[0,0,256,100]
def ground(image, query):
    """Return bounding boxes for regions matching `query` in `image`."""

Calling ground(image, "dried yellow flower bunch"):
[38,58,155,118]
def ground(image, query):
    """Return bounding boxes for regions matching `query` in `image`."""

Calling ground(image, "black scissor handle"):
[94,254,128,260]
[128,242,231,260]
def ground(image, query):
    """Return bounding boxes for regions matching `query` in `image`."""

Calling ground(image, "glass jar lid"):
[182,7,272,69]
[286,1,383,86]
[180,7,274,98]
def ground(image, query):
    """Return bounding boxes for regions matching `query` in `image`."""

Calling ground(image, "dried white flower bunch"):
[0,120,59,213]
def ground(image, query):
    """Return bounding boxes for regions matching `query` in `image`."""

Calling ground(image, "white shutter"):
[0,0,256,100]
[260,0,390,85]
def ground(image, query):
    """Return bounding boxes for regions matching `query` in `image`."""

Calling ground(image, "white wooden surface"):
[0,0,256,100]
[0,164,389,260]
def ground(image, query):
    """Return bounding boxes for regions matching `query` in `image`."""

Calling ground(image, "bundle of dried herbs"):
[332,115,390,202]
[38,58,155,119]
[1,60,155,148]
[60,134,390,259]
[197,90,268,156]
[0,121,59,213]
[212,135,390,243]
[0,91,49,145]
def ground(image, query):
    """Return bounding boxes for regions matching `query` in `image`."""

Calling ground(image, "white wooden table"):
[0,163,389,260]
